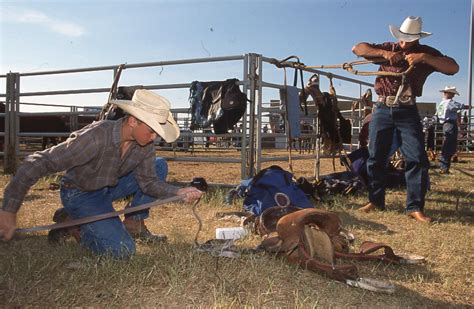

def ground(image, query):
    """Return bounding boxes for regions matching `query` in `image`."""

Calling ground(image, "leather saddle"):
[257,207,424,289]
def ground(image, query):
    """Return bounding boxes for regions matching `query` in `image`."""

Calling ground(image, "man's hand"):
[404,53,427,66]
[177,187,204,203]
[383,50,404,65]
[0,210,17,241]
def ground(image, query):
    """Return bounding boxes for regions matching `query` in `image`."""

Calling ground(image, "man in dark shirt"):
[352,16,459,222]
[0,89,203,258]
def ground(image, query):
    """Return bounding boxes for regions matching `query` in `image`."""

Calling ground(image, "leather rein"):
[16,195,186,234]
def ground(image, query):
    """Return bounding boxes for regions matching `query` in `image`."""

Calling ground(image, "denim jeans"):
[366,104,429,213]
[60,157,168,259]
[439,121,458,170]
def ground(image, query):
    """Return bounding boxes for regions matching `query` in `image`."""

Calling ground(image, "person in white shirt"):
[436,86,470,173]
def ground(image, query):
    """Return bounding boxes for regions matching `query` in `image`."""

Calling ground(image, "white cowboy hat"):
[389,16,432,42]
[439,86,460,96]
[110,89,180,143]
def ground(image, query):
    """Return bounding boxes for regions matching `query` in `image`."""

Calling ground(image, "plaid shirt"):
[2,119,179,213]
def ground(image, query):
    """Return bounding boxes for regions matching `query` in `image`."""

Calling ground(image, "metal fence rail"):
[5,53,459,182]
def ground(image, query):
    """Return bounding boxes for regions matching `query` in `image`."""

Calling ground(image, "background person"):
[352,16,459,222]
[0,90,202,258]
[436,86,470,173]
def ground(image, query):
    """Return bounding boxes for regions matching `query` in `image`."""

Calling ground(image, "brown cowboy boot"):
[48,208,81,244]
[358,202,379,213]
[408,211,432,223]
[452,152,459,163]
[123,218,167,243]
[427,150,436,162]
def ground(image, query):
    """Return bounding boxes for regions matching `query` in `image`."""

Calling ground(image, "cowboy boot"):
[408,211,432,223]
[452,152,459,163]
[48,208,81,244]
[123,218,167,243]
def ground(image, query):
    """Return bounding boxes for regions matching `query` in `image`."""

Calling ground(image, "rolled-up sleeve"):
[133,147,179,198]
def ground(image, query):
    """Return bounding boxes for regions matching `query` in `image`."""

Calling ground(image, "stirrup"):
[346,277,396,293]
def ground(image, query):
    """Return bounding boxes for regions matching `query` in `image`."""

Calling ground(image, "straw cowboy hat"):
[389,16,432,42]
[439,86,460,96]
[111,89,180,143]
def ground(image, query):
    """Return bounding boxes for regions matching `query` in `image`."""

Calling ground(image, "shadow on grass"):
[0,194,46,205]
[427,188,473,197]
[425,197,471,208]
[427,208,474,225]
[451,167,474,178]
[392,284,468,307]
[321,203,396,233]
[2,232,471,306]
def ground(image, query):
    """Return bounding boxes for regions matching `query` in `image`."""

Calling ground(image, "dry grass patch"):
[0,153,473,307]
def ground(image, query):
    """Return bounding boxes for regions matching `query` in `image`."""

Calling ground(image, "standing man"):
[436,86,470,173]
[0,90,203,258]
[352,16,459,222]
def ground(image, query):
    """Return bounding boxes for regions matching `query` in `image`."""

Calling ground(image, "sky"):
[0,0,472,112]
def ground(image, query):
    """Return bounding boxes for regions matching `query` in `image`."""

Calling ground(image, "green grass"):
[0,158,473,307]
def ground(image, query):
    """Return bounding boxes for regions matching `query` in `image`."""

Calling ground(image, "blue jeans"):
[60,157,168,259]
[366,104,429,213]
[439,121,458,170]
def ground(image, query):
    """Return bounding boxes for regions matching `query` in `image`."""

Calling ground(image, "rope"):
[270,57,414,77]
[283,67,294,173]
[192,198,202,247]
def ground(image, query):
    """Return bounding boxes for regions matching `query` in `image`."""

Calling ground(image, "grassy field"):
[0,151,473,307]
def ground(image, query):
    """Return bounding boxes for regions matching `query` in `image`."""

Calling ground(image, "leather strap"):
[298,240,359,282]
[334,241,402,264]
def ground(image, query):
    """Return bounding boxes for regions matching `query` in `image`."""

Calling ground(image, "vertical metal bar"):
[241,54,249,179]
[13,74,20,164]
[255,55,263,173]
[4,73,20,173]
[314,107,320,180]
[358,84,362,149]
[313,74,321,180]
[71,106,78,131]
[247,53,257,177]
[467,0,473,152]
[3,74,11,170]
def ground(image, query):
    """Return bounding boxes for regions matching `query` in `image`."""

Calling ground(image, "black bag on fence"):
[189,78,248,134]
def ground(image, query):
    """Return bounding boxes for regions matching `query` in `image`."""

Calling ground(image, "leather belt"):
[377,96,415,107]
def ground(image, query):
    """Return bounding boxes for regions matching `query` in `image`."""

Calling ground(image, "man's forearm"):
[424,54,459,75]
[352,43,386,58]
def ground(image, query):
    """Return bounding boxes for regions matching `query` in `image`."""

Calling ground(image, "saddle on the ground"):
[256,206,424,293]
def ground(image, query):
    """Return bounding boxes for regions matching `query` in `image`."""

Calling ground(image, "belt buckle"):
[398,96,413,106]
[385,96,399,107]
